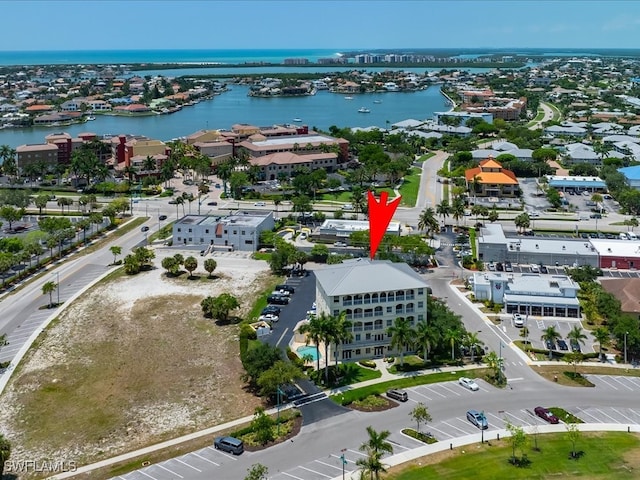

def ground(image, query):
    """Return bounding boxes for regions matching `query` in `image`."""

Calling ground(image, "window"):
[205,229,209,234]
[177,237,182,242]
[200,238,204,243]
[233,230,237,235]
[355,349,361,355]
[386,319,392,327]
[418,301,424,308]
[333,296,339,303]
[241,231,245,235]
[365,348,371,354]
[386,307,392,313]
[333,310,339,316]
[188,228,192,233]
[177,228,182,232]
[355,334,361,342]
[245,240,253,244]
[188,238,192,242]
[224,230,228,234]
[365,333,371,340]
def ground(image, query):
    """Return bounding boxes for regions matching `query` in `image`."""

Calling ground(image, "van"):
[386,389,408,402]
[628,232,638,240]
[620,232,628,240]
[214,436,244,455]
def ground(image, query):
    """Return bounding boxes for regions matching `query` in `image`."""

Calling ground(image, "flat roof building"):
[472,272,581,318]
[314,258,429,361]
[546,175,607,191]
[172,210,274,251]
[319,219,401,239]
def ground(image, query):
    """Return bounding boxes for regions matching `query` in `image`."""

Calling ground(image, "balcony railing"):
[343,301,353,306]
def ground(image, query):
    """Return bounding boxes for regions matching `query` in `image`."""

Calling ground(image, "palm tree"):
[174,196,185,218]
[444,328,462,360]
[469,174,482,203]
[514,212,531,233]
[298,314,325,373]
[463,331,484,362]
[541,326,561,359]
[273,199,281,220]
[436,199,451,226]
[451,196,465,226]
[109,245,122,265]
[567,325,587,351]
[484,350,503,381]
[356,451,387,480]
[42,280,57,308]
[592,326,610,360]
[360,425,393,450]
[330,312,352,368]
[414,320,438,362]
[417,207,438,237]
[386,317,415,366]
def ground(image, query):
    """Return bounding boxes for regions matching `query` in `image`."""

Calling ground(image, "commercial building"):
[172,210,274,251]
[16,143,59,171]
[465,158,519,198]
[477,224,599,267]
[588,239,640,270]
[618,165,640,189]
[545,175,607,192]
[237,133,349,163]
[471,272,581,318]
[314,258,429,361]
[317,219,401,241]
[252,151,338,180]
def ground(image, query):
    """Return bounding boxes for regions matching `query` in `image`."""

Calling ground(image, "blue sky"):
[3,0,640,51]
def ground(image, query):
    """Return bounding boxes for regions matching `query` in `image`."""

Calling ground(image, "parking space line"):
[441,420,470,435]
[422,386,447,398]
[156,464,183,478]
[504,410,532,426]
[138,470,157,480]
[485,412,505,426]
[411,388,432,401]
[594,376,618,390]
[609,377,634,391]
[299,465,331,478]
[388,440,410,450]
[190,452,219,466]
[206,445,237,460]
[175,458,201,472]
[315,459,343,471]
[281,472,305,480]
[576,409,600,422]
[618,376,640,389]
[592,408,620,423]
[439,384,461,396]
[611,407,637,424]
[429,425,453,438]
[347,449,367,457]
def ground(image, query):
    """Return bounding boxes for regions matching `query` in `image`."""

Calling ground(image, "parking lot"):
[486,262,640,279]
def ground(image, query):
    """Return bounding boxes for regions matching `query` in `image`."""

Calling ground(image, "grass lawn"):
[388,432,640,480]
[332,368,488,405]
[310,362,381,388]
[245,275,286,321]
[398,167,421,207]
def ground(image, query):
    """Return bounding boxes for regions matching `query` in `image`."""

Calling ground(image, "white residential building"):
[314,258,429,361]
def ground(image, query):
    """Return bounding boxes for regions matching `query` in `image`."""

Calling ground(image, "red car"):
[534,406,559,424]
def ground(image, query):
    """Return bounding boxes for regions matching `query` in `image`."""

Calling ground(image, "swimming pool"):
[296,345,321,361]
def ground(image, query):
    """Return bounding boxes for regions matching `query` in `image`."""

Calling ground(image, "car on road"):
[513,313,524,327]
[168,199,177,204]
[159,215,167,221]
[459,377,479,391]
[213,436,244,455]
[141,226,150,232]
[261,306,281,316]
[534,406,559,424]
[215,183,221,188]
[267,295,289,305]
[207,201,218,206]
[334,241,348,247]
[343,203,354,211]
[466,409,488,429]
[276,284,295,294]
[259,313,279,322]
[254,201,266,207]
[557,339,569,351]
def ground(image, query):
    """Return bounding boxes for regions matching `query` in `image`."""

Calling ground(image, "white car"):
[459,377,479,391]
[254,202,266,207]
[531,264,540,273]
[259,314,279,322]
[334,241,348,247]
[513,313,524,327]
[272,290,291,296]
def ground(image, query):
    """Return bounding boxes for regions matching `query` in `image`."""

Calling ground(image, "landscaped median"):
[330,367,489,406]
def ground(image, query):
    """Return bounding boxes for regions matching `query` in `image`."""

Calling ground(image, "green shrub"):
[358,360,377,369]
[402,428,437,444]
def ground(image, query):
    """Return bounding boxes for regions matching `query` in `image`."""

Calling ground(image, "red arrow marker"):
[368,191,401,259]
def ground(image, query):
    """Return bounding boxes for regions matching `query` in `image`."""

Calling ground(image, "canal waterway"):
[0,85,450,148]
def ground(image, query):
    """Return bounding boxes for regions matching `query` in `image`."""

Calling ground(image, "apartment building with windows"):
[314,258,429,361]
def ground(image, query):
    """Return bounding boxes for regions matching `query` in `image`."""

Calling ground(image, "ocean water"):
[0,49,343,66]
[0,85,450,148]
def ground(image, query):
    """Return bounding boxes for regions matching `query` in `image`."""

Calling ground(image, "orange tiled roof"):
[25,104,53,112]
[480,158,502,169]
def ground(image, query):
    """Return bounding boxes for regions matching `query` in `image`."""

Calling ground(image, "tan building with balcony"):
[314,258,429,361]
[16,143,59,171]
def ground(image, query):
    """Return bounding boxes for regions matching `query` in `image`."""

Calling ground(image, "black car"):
[207,201,218,206]
[540,265,548,274]
[262,306,281,316]
[141,226,150,232]
[545,339,555,351]
[159,215,167,221]
[276,284,295,294]
[557,339,569,351]
[570,340,581,352]
[496,262,504,271]
[267,295,289,305]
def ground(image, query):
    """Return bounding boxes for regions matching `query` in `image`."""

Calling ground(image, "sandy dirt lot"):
[0,248,271,473]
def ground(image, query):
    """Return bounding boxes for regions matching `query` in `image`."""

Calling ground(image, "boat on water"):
[358,107,371,113]
[293,118,302,122]
[86,115,96,121]
[373,100,382,104]
[344,96,353,100]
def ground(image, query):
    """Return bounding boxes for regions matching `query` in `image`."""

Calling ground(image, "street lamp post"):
[340,449,347,480]
[625,331,628,365]
[481,411,486,443]
[54,272,60,306]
